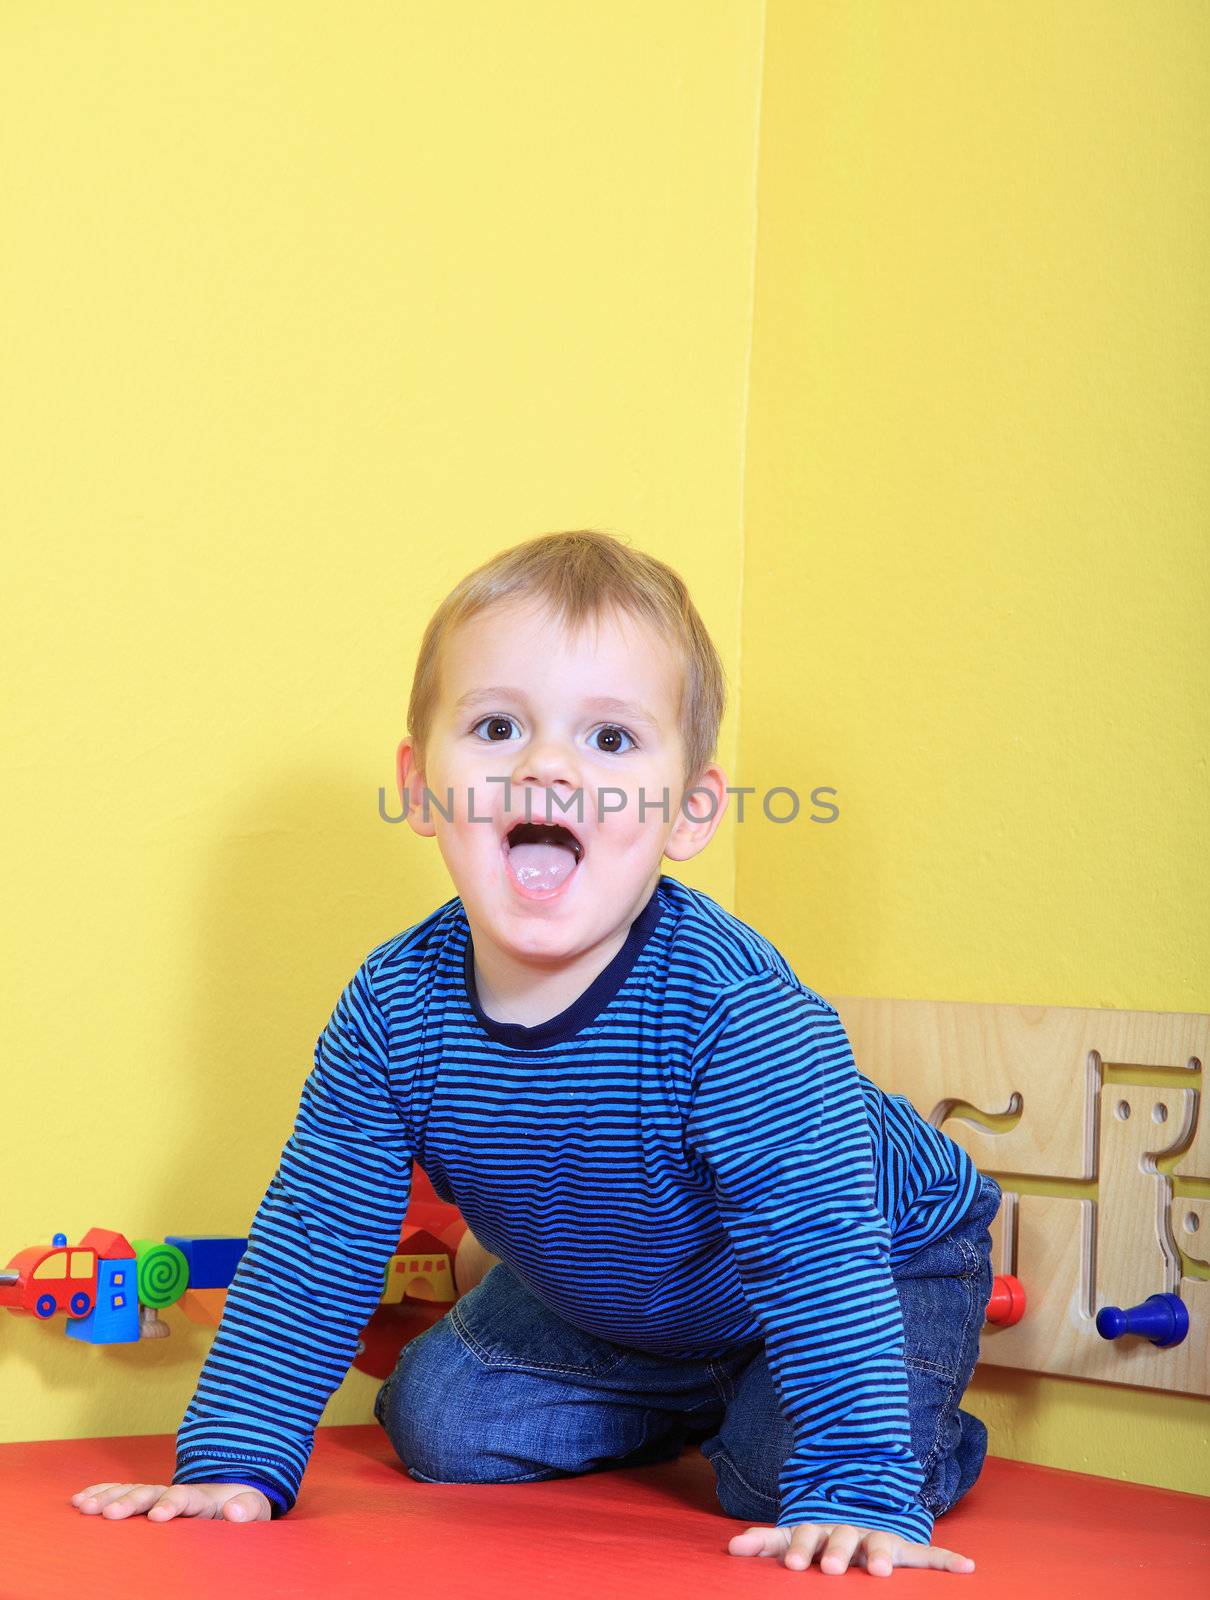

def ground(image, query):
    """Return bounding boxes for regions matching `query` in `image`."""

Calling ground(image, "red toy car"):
[0,1231,100,1319]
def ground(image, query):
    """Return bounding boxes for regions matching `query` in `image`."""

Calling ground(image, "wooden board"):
[830,996,1209,1396]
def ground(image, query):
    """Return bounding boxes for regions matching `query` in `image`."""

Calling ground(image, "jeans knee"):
[703,1437,780,1523]
[375,1318,479,1482]
[951,1407,989,1502]
[921,1406,989,1517]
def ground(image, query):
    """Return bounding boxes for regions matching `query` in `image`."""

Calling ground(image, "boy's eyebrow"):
[453,686,661,729]
[581,694,661,729]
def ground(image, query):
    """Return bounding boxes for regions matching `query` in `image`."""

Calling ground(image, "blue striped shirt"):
[174,874,979,1541]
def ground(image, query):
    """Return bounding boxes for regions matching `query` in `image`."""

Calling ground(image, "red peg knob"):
[986,1273,1026,1326]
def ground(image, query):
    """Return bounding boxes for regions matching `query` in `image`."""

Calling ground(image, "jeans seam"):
[915,1362,959,1488]
[449,1295,624,1378]
[904,1355,954,1378]
[957,1234,981,1279]
[707,1358,736,1406]
[407,1460,565,1486]
[706,1439,779,1514]
[978,1174,1004,1224]
[918,1247,987,1514]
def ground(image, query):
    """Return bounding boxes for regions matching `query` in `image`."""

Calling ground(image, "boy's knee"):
[697,1356,786,1522]
[375,1317,481,1482]
[375,1312,566,1485]
[922,1405,989,1516]
[950,1407,989,1501]
[702,1433,781,1523]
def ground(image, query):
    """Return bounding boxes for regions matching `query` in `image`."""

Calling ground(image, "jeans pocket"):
[450,1263,627,1378]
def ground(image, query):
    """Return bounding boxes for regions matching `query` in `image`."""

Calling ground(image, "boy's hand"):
[70,1481,273,1522]
[728,1523,976,1576]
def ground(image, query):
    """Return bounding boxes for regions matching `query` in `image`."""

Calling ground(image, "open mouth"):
[502,820,584,897]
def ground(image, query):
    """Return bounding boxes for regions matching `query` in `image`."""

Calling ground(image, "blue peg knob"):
[1095,1293,1188,1349]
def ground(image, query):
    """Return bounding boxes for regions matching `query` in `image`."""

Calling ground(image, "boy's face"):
[396,595,726,965]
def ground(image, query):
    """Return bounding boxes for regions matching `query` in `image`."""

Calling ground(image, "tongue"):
[507,841,578,892]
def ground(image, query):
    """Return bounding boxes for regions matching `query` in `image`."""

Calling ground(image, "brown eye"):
[473,716,517,742]
[592,724,635,754]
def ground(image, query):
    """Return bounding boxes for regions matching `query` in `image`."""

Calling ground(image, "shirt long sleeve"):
[683,971,933,1545]
[173,956,414,1515]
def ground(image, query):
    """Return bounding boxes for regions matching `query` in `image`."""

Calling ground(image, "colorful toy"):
[986,1273,1026,1326]
[4,1229,234,1344]
[0,1169,483,1367]
[1095,1292,1189,1349]
[164,1235,246,1290]
[65,1233,140,1345]
[353,1166,473,1378]
[0,1229,106,1320]
[163,1236,248,1329]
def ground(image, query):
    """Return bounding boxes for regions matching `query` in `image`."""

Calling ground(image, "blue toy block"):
[163,1235,247,1290]
[65,1257,140,1345]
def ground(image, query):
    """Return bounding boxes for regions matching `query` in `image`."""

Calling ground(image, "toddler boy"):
[72,529,999,1577]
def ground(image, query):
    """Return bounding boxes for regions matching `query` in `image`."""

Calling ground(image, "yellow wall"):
[738,2,1209,1493]
[2,0,1207,1502]
[0,1,760,1443]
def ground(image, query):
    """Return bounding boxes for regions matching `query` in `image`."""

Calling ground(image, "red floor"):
[1,1425,1206,1600]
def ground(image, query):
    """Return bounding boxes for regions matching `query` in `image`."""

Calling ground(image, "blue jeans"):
[374,1173,1001,1528]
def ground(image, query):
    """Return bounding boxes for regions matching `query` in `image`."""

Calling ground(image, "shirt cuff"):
[173,1457,294,1519]
[777,1496,935,1546]
[222,1476,290,1519]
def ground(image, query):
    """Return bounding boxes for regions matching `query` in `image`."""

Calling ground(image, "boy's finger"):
[863,1532,902,1577]
[819,1526,864,1574]
[147,1488,193,1520]
[785,1526,827,1570]
[79,1483,136,1514]
[71,1481,120,1507]
[870,1535,976,1573]
[75,1483,139,1516]
[222,1490,271,1523]
[909,1541,974,1572]
[102,1484,163,1518]
[928,1543,976,1572]
[727,1524,790,1557]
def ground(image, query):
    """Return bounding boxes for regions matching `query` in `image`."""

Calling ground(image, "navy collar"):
[462,880,666,1050]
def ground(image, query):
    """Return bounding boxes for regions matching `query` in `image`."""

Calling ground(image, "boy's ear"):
[663,762,729,863]
[396,736,436,838]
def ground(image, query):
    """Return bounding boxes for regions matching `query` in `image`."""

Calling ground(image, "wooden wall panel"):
[830,997,1208,1396]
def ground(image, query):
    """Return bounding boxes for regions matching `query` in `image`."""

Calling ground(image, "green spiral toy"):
[131,1239,189,1309]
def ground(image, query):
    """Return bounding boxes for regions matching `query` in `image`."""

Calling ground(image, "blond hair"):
[407,529,726,787]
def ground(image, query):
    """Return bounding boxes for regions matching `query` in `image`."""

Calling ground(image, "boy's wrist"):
[226,1476,289,1517]
[777,1500,934,1546]
[171,1466,292,1518]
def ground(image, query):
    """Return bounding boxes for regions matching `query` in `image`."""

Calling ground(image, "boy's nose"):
[510,749,584,819]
